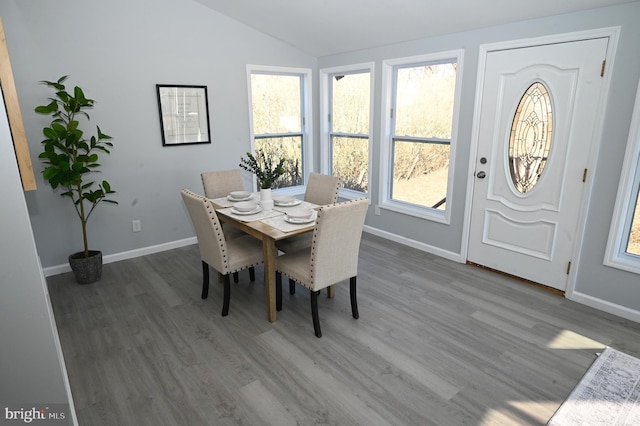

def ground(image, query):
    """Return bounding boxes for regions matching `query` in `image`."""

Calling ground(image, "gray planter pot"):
[68,250,103,284]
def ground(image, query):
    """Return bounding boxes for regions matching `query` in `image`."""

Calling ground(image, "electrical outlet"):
[374,205,381,216]
[132,220,141,232]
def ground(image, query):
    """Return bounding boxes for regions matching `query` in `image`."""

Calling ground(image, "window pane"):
[255,136,303,189]
[332,73,370,134]
[626,189,640,256]
[251,74,301,134]
[332,136,368,192]
[395,63,456,138]
[509,82,553,194]
[392,140,449,209]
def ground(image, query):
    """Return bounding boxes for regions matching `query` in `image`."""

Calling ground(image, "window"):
[321,64,373,195]
[247,66,312,189]
[605,79,640,274]
[381,51,463,222]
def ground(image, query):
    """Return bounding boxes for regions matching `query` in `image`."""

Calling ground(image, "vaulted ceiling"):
[194,0,637,56]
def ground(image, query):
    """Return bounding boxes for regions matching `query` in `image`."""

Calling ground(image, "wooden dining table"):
[210,195,317,322]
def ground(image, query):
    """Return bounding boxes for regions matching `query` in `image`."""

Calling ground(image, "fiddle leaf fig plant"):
[35,75,117,258]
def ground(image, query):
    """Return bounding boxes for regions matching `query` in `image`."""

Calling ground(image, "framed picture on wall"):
[156,84,211,146]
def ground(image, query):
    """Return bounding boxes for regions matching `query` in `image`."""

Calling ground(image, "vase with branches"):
[239,149,286,189]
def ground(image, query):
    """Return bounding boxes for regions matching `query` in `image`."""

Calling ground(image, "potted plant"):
[35,75,117,284]
[239,149,285,210]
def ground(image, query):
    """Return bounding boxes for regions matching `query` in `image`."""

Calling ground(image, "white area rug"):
[548,347,640,425]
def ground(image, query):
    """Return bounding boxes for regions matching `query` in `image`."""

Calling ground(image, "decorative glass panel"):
[508,82,553,193]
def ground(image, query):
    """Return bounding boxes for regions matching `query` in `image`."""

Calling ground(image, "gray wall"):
[0,0,316,268]
[1,0,639,320]
[0,90,73,419]
[319,2,640,316]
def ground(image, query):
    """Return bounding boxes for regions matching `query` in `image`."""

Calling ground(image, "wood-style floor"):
[47,233,640,425]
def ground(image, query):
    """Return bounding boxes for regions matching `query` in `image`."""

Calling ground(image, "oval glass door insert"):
[508,82,553,193]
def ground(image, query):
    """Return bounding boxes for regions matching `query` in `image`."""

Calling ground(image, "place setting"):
[230,200,262,215]
[272,194,301,207]
[283,207,317,224]
[216,195,281,221]
[209,190,256,208]
[227,190,254,202]
[261,206,318,232]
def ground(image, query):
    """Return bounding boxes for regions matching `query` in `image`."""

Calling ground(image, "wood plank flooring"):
[46,233,640,425]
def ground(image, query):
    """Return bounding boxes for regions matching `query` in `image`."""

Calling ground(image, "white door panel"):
[468,38,608,291]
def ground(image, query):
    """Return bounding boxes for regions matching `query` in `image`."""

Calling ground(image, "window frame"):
[246,64,313,193]
[380,50,464,224]
[605,79,640,274]
[320,62,374,199]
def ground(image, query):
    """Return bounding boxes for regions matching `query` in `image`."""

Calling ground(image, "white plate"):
[274,199,302,207]
[284,211,317,224]
[234,201,259,212]
[228,194,254,202]
[286,207,313,219]
[231,205,262,215]
[230,190,251,199]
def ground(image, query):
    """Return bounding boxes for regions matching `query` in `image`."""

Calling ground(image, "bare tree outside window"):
[391,62,457,210]
[330,72,370,192]
[250,72,304,188]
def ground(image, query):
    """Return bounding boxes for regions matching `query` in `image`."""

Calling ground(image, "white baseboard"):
[363,225,463,263]
[570,291,640,323]
[42,237,197,277]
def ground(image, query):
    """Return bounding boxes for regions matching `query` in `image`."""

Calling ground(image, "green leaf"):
[43,127,57,139]
[42,167,58,180]
[35,105,53,114]
[97,126,112,140]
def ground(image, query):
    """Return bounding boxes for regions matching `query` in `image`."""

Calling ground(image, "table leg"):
[262,237,278,322]
[327,285,335,298]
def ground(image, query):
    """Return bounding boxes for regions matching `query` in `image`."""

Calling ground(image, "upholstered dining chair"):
[181,189,264,316]
[201,169,253,281]
[277,173,341,293]
[201,169,244,199]
[303,172,340,205]
[275,198,368,337]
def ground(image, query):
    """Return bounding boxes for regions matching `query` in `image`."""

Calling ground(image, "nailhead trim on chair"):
[203,195,229,271]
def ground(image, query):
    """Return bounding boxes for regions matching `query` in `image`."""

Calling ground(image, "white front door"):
[468,38,609,291]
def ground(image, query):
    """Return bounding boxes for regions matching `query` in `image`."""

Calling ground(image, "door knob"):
[477,171,486,179]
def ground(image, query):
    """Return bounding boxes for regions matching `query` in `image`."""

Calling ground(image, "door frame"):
[461,27,620,298]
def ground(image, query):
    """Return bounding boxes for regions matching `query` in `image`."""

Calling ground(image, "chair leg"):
[289,277,296,294]
[233,272,239,283]
[311,290,322,338]
[276,272,283,311]
[201,261,210,299]
[350,276,359,319]
[222,274,231,316]
[249,266,256,282]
